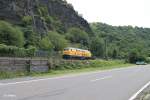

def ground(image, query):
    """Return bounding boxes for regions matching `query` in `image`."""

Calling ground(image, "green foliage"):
[23,26,40,48]
[45,16,54,24]
[66,28,89,46]
[22,16,32,26]
[48,59,128,70]
[39,37,53,51]
[112,49,118,59]
[0,44,36,57]
[146,57,150,63]
[128,51,139,63]
[128,51,146,63]
[0,21,24,47]
[53,20,65,33]
[90,23,150,60]
[48,31,68,51]
[26,46,37,57]
[90,36,104,57]
[37,6,49,17]
[0,71,28,79]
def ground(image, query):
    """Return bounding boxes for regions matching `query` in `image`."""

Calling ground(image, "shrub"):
[0,21,24,47]
[0,44,36,57]
[128,50,146,63]
[146,57,150,63]
[128,51,138,63]
[22,16,32,26]
[26,46,37,57]
[37,6,49,17]
[48,59,126,71]
[53,20,65,33]
[45,16,54,24]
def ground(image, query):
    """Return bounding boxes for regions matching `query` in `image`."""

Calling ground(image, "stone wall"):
[0,58,49,72]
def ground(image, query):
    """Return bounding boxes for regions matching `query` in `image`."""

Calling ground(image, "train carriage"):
[63,47,92,60]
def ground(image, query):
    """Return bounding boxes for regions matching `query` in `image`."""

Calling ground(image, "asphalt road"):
[0,65,150,100]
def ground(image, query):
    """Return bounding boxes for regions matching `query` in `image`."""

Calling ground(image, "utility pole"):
[104,38,108,60]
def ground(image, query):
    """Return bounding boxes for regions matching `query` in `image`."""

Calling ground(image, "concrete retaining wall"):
[0,58,49,72]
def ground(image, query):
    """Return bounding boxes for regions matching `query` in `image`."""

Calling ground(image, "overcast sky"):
[66,0,150,28]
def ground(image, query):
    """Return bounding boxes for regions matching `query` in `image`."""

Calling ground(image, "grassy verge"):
[32,60,133,77]
[0,71,29,79]
[0,60,134,79]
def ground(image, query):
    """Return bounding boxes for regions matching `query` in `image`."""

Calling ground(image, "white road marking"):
[91,76,112,82]
[128,80,150,100]
[0,77,63,86]
[3,94,16,98]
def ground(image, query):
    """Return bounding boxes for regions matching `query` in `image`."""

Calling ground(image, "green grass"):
[32,60,134,77]
[0,71,29,79]
[0,60,134,79]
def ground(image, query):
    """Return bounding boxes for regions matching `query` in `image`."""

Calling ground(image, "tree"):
[90,36,104,57]
[48,31,68,51]
[39,37,53,51]
[66,28,89,46]
[0,21,24,47]
[128,50,139,63]
[23,26,40,48]
[90,22,150,58]
[112,49,118,59]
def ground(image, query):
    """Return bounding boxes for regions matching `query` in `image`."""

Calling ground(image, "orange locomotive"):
[62,47,92,60]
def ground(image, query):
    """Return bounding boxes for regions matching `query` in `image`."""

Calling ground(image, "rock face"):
[0,0,92,34]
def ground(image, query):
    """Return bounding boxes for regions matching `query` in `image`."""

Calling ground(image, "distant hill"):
[90,23,150,58]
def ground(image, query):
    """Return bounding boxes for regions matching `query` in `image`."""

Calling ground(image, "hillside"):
[90,23,150,60]
[0,0,93,56]
[0,0,92,34]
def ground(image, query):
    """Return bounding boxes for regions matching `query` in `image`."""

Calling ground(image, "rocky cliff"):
[0,0,92,34]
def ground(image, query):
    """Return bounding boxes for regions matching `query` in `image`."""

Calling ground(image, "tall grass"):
[0,71,28,79]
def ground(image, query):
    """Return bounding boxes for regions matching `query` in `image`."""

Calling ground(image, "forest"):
[90,23,150,63]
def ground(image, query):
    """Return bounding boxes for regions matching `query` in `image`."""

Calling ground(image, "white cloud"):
[66,0,150,28]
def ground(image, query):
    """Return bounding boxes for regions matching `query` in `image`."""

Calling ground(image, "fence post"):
[26,59,31,74]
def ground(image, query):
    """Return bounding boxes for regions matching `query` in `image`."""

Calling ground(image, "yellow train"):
[62,47,92,60]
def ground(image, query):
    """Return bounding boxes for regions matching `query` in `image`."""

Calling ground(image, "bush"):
[0,44,36,57]
[128,50,146,63]
[146,57,150,63]
[37,6,49,17]
[45,16,54,24]
[50,60,90,70]
[0,21,24,47]
[128,51,138,63]
[48,59,126,70]
[26,46,37,57]
[22,16,32,26]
